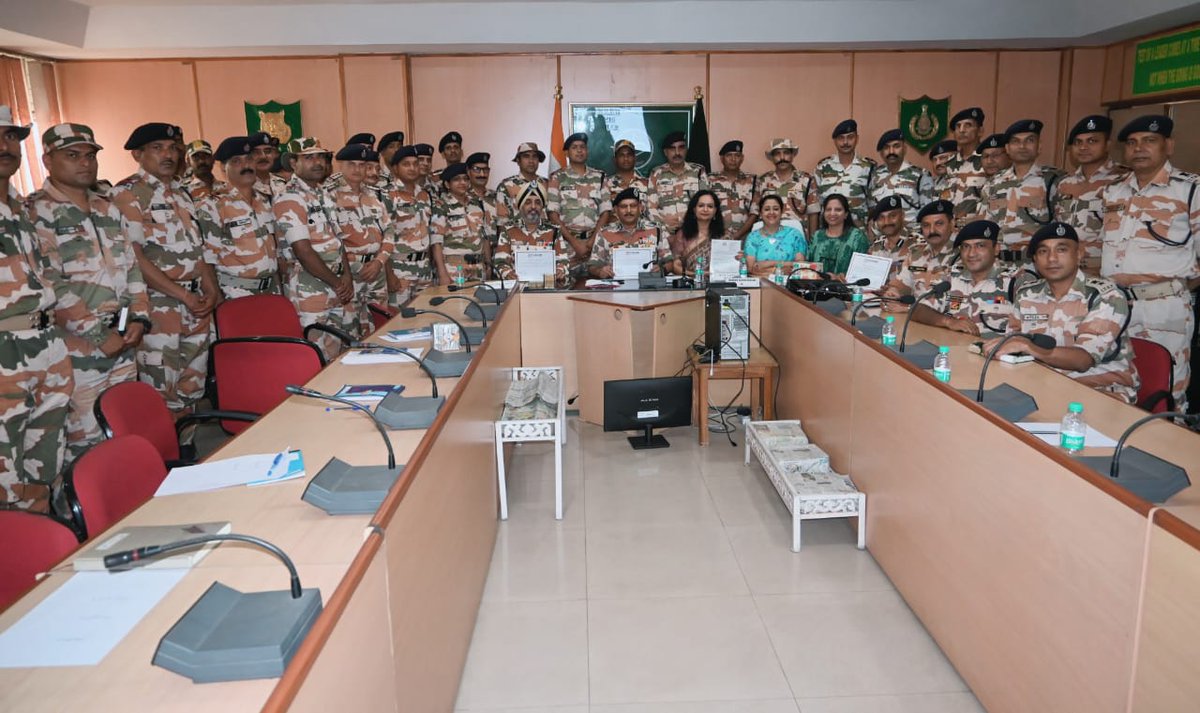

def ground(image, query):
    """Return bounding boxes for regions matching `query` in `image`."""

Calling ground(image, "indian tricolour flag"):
[549,91,565,175]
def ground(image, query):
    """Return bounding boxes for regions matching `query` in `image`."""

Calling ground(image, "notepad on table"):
[154,450,305,497]
[342,347,424,364]
[380,327,431,344]
[334,384,405,402]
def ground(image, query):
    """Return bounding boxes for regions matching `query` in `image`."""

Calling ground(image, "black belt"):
[998,249,1025,263]
[177,277,201,293]
[0,309,53,331]
[404,250,428,263]
[352,253,379,265]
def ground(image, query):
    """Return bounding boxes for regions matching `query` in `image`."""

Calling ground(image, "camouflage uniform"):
[894,240,959,298]
[708,172,757,237]
[604,173,648,205]
[111,169,213,413]
[647,162,708,233]
[431,193,492,282]
[589,220,669,274]
[28,180,149,458]
[472,186,502,245]
[867,163,934,226]
[943,152,988,227]
[273,175,354,359]
[1007,271,1139,403]
[547,166,611,263]
[330,180,395,333]
[977,164,1064,259]
[1051,160,1128,276]
[933,264,1014,337]
[814,155,876,226]
[196,184,279,298]
[1100,161,1199,410]
[754,168,818,224]
[0,188,73,511]
[495,174,549,230]
[868,231,915,264]
[383,180,435,307]
[493,223,568,285]
[184,176,225,202]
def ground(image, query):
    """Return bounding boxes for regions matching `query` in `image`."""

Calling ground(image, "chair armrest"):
[304,323,355,346]
[176,410,259,438]
[1138,390,1175,414]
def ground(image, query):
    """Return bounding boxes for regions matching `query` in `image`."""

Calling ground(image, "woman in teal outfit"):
[807,193,869,278]
[742,194,806,277]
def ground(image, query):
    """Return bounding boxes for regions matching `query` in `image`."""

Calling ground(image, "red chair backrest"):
[1131,337,1175,413]
[215,294,304,339]
[69,435,167,539]
[94,381,181,462]
[0,510,80,611]
[209,338,324,433]
[369,303,396,332]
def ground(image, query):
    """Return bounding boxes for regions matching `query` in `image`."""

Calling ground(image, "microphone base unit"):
[854,316,886,340]
[464,302,500,322]
[462,325,487,346]
[424,349,473,378]
[956,383,1039,422]
[473,286,509,304]
[153,581,323,683]
[637,272,668,290]
[374,392,446,430]
[815,298,847,316]
[1076,449,1191,503]
[302,458,405,515]
[885,340,939,369]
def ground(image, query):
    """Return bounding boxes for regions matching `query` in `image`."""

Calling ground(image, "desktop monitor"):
[603,376,693,450]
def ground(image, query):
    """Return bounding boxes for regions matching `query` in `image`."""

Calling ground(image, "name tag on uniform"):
[55,225,75,235]
[150,202,172,212]
[909,266,927,273]
[1021,314,1049,323]
[225,217,252,229]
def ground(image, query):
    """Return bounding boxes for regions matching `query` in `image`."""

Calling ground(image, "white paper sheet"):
[613,247,654,280]
[709,239,743,279]
[0,569,188,667]
[845,251,894,289]
[155,450,304,496]
[380,328,430,344]
[514,247,555,283]
[1015,423,1119,448]
[341,346,424,365]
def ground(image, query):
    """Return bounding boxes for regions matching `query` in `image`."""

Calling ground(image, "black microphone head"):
[897,294,916,305]
[850,277,871,287]
[1028,333,1057,350]
[284,384,305,395]
[447,284,462,292]
[931,281,951,296]
[400,307,418,318]
[429,296,446,306]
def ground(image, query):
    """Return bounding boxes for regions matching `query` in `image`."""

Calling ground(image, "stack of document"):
[380,327,431,344]
[154,451,305,497]
[342,346,424,364]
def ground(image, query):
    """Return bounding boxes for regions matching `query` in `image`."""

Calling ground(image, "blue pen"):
[266,446,290,478]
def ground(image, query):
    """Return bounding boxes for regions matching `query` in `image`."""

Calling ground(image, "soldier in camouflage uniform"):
[414,143,437,196]
[1052,115,1128,277]
[605,139,648,205]
[433,131,464,183]
[647,130,708,235]
[867,195,914,265]
[250,131,285,204]
[928,139,958,200]
[708,140,757,242]
[110,123,217,415]
[274,137,355,360]
[754,137,818,234]
[184,140,223,201]
[882,199,960,310]
[495,142,549,230]
[0,109,74,512]
[197,136,280,299]
[950,132,1008,227]
[547,132,611,266]
[910,219,1013,337]
[589,186,670,279]
[987,222,1139,403]
[941,108,988,225]
[814,120,875,229]
[374,131,404,199]
[29,123,150,459]
[466,152,500,246]
[1101,115,1199,411]
[323,132,375,193]
[493,183,569,286]
[384,145,436,307]
[868,129,934,228]
[976,119,1064,270]
[331,143,395,334]
[431,162,493,284]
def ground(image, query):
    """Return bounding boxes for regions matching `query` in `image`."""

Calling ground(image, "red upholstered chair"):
[214,293,354,346]
[208,337,326,434]
[0,509,81,610]
[64,435,168,540]
[1131,337,1175,413]
[94,380,257,467]
[368,303,396,333]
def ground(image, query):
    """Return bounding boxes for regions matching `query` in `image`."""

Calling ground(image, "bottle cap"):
[885,316,895,323]
[1068,402,1083,413]
[938,346,950,353]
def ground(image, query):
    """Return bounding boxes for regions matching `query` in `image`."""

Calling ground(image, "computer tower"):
[704,287,750,362]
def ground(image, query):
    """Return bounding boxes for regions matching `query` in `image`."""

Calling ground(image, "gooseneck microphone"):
[975,332,1057,401]
[399,306,473,352]
[286,384,397,469]
[448,280,502,303]
[430,294,490,329]
[849,294,916,325]
[1110,412,1200,479]
[104,533,303,599]
[349,341,439,397]
[898,281,951,352]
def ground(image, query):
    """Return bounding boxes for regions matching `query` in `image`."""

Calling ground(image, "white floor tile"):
[584,473,723,529]
[704,474,794,528]
[726,524,893,595]
[457,707,588,713]
[756,591,967,699]
[588,596,792,705]
[795,691,984,713]
[502,467,586,529]
[455,600,590,710]
[592,700,800,713]
[586,523,748,599]
[482,525,587,602]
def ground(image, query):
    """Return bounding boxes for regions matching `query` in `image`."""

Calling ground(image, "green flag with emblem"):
[899,95,949,153]
[244,100,302,146]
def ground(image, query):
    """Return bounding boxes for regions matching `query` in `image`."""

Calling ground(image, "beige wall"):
[53,48,1112,184]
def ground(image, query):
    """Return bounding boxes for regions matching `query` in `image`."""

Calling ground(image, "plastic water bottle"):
[453,264,465,287]
[851,286,863,303]
[694,255,705,285]
[881,315,897,346]
[738,255,748,277]
[1060,402,1086,453]
[773,263,783,285]
[933,346,951,382]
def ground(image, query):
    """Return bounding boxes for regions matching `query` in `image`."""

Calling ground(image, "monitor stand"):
[629,425,670,450]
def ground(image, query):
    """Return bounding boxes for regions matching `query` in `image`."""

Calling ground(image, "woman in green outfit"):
[807,193,869,278]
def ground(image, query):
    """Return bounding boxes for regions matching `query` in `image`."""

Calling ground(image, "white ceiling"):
[2,0,1199,59]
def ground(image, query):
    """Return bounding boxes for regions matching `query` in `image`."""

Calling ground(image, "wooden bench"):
[494,366,566,520]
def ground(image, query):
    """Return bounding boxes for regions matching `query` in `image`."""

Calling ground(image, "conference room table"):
[3,279,1200,712]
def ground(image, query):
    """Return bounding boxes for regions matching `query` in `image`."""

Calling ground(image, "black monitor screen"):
[602,376,693,433]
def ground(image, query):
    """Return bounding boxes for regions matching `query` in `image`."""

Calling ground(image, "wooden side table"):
[691,347,779,445]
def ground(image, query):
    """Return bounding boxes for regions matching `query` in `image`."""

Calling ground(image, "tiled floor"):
[455,418,985,713]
